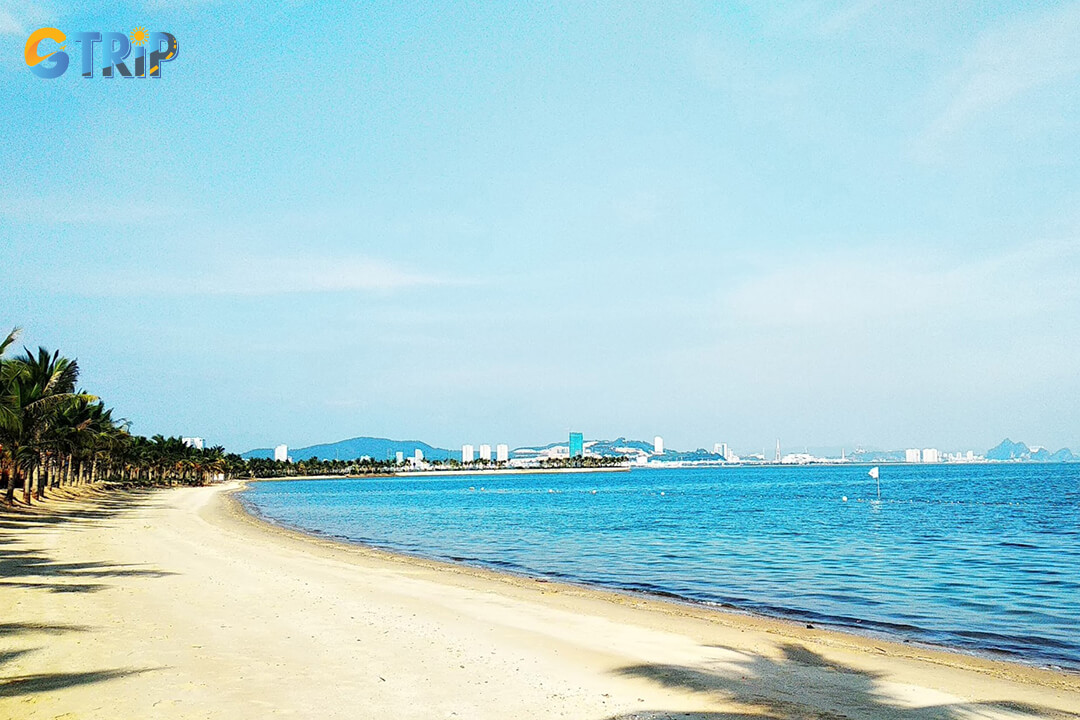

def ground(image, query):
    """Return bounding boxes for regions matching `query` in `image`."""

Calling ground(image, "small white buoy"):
[842,496,848,502]
[660,491,665,496]
[590,489,597,495]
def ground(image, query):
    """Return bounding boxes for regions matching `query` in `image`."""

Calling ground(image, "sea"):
[239,463,1080,671]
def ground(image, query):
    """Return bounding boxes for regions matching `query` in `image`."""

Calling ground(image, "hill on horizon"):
[242,436,454,462]
[986,438,1075,462]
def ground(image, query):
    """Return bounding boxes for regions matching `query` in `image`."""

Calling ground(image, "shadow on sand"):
[605,643,1078,720]
[0,491,171,700]
[0,668,159,698]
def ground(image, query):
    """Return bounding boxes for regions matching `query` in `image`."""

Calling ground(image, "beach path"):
[1,484,1078,719]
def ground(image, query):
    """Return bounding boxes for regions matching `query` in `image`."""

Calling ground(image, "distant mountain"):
[242,436,454,462]
[1051,448,1076,462]
[986,439,1030,461]
[985,439,1075,462]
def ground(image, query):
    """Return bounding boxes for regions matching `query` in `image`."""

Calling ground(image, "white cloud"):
[82,254,447,296]
[917,3,1080,156]
[721,239,1080,330]
[816,0,882,37]
[0,10,24,35]
[0,1,49,36]
[0,196,183,224]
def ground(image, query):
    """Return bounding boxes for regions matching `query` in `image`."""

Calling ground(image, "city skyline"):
[240,430,1067,464]
[3,2,1079,453]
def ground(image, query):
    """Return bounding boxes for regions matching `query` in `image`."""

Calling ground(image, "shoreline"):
[237,476,1080,676]
[231,481,1079,683]
[3,483,1079,719]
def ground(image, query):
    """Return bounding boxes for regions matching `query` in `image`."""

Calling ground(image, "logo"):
[25,27,179,79]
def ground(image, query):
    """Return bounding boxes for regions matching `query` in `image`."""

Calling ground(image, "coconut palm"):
[0,327,21,501]
[2,346,94,503]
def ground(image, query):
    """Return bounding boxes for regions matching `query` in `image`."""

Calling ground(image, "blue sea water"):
[240,464,1080,670]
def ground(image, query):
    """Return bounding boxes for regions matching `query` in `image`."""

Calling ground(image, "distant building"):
[496,444,509,463]
[479,444,492,462]
[774,439,781,463]
[569,432,584,458]
[182,437,204,450]
[395,451,404,463]
[905,448,921,463]
[462,444,475,463]
[713,443,733,461]
[414,448,424,461]
[273,444,288,462]
[922,448,940,463]
[653,436,664,455]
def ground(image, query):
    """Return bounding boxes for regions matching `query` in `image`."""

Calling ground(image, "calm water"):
[241,464,1080,670]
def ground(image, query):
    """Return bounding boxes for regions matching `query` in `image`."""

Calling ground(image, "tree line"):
[0,327,239,505]
[1,325,632,505]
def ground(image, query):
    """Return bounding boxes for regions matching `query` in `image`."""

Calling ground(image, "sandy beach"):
[2,484,1078,719]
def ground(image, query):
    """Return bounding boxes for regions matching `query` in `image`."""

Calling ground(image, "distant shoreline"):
[394,466,631,477]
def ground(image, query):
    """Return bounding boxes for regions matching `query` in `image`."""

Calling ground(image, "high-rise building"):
[182,437,204,450]
[653,436,664,455]
[496,444,509,463]
[905,448,921,463]
[569,432,584,458]
[414,448,424,461]
[462,444,475,463]
[273,444,288,462]
[479,444,492,461]
[922,448,940,463]
[774,439,781,463]
[395,451,404,463]
[713,442,731,460]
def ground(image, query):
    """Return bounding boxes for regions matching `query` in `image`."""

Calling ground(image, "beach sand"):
[2,483,1078,719]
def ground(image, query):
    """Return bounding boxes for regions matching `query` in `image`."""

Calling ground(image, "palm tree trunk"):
[23,464,34,504]
[2,464,11,504]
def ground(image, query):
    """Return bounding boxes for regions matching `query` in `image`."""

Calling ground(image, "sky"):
[2,1,1079,455]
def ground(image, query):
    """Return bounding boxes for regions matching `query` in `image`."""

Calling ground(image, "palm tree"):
[2,346,94,503]
[0,327,21,501]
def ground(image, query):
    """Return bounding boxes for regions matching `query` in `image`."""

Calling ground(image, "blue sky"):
[2,1,1079,454]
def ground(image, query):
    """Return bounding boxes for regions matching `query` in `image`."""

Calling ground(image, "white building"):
[414,448,424,461]
[182,437,204,450]
[496,444,509,463]
[713,443,736,461]
[395,451,404,463]
[462,444,475,463]
[653,436,664,455]
[905,448,921,463]
[479,444,492,461]
[273,444,288,462]
[922,448,941,463]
